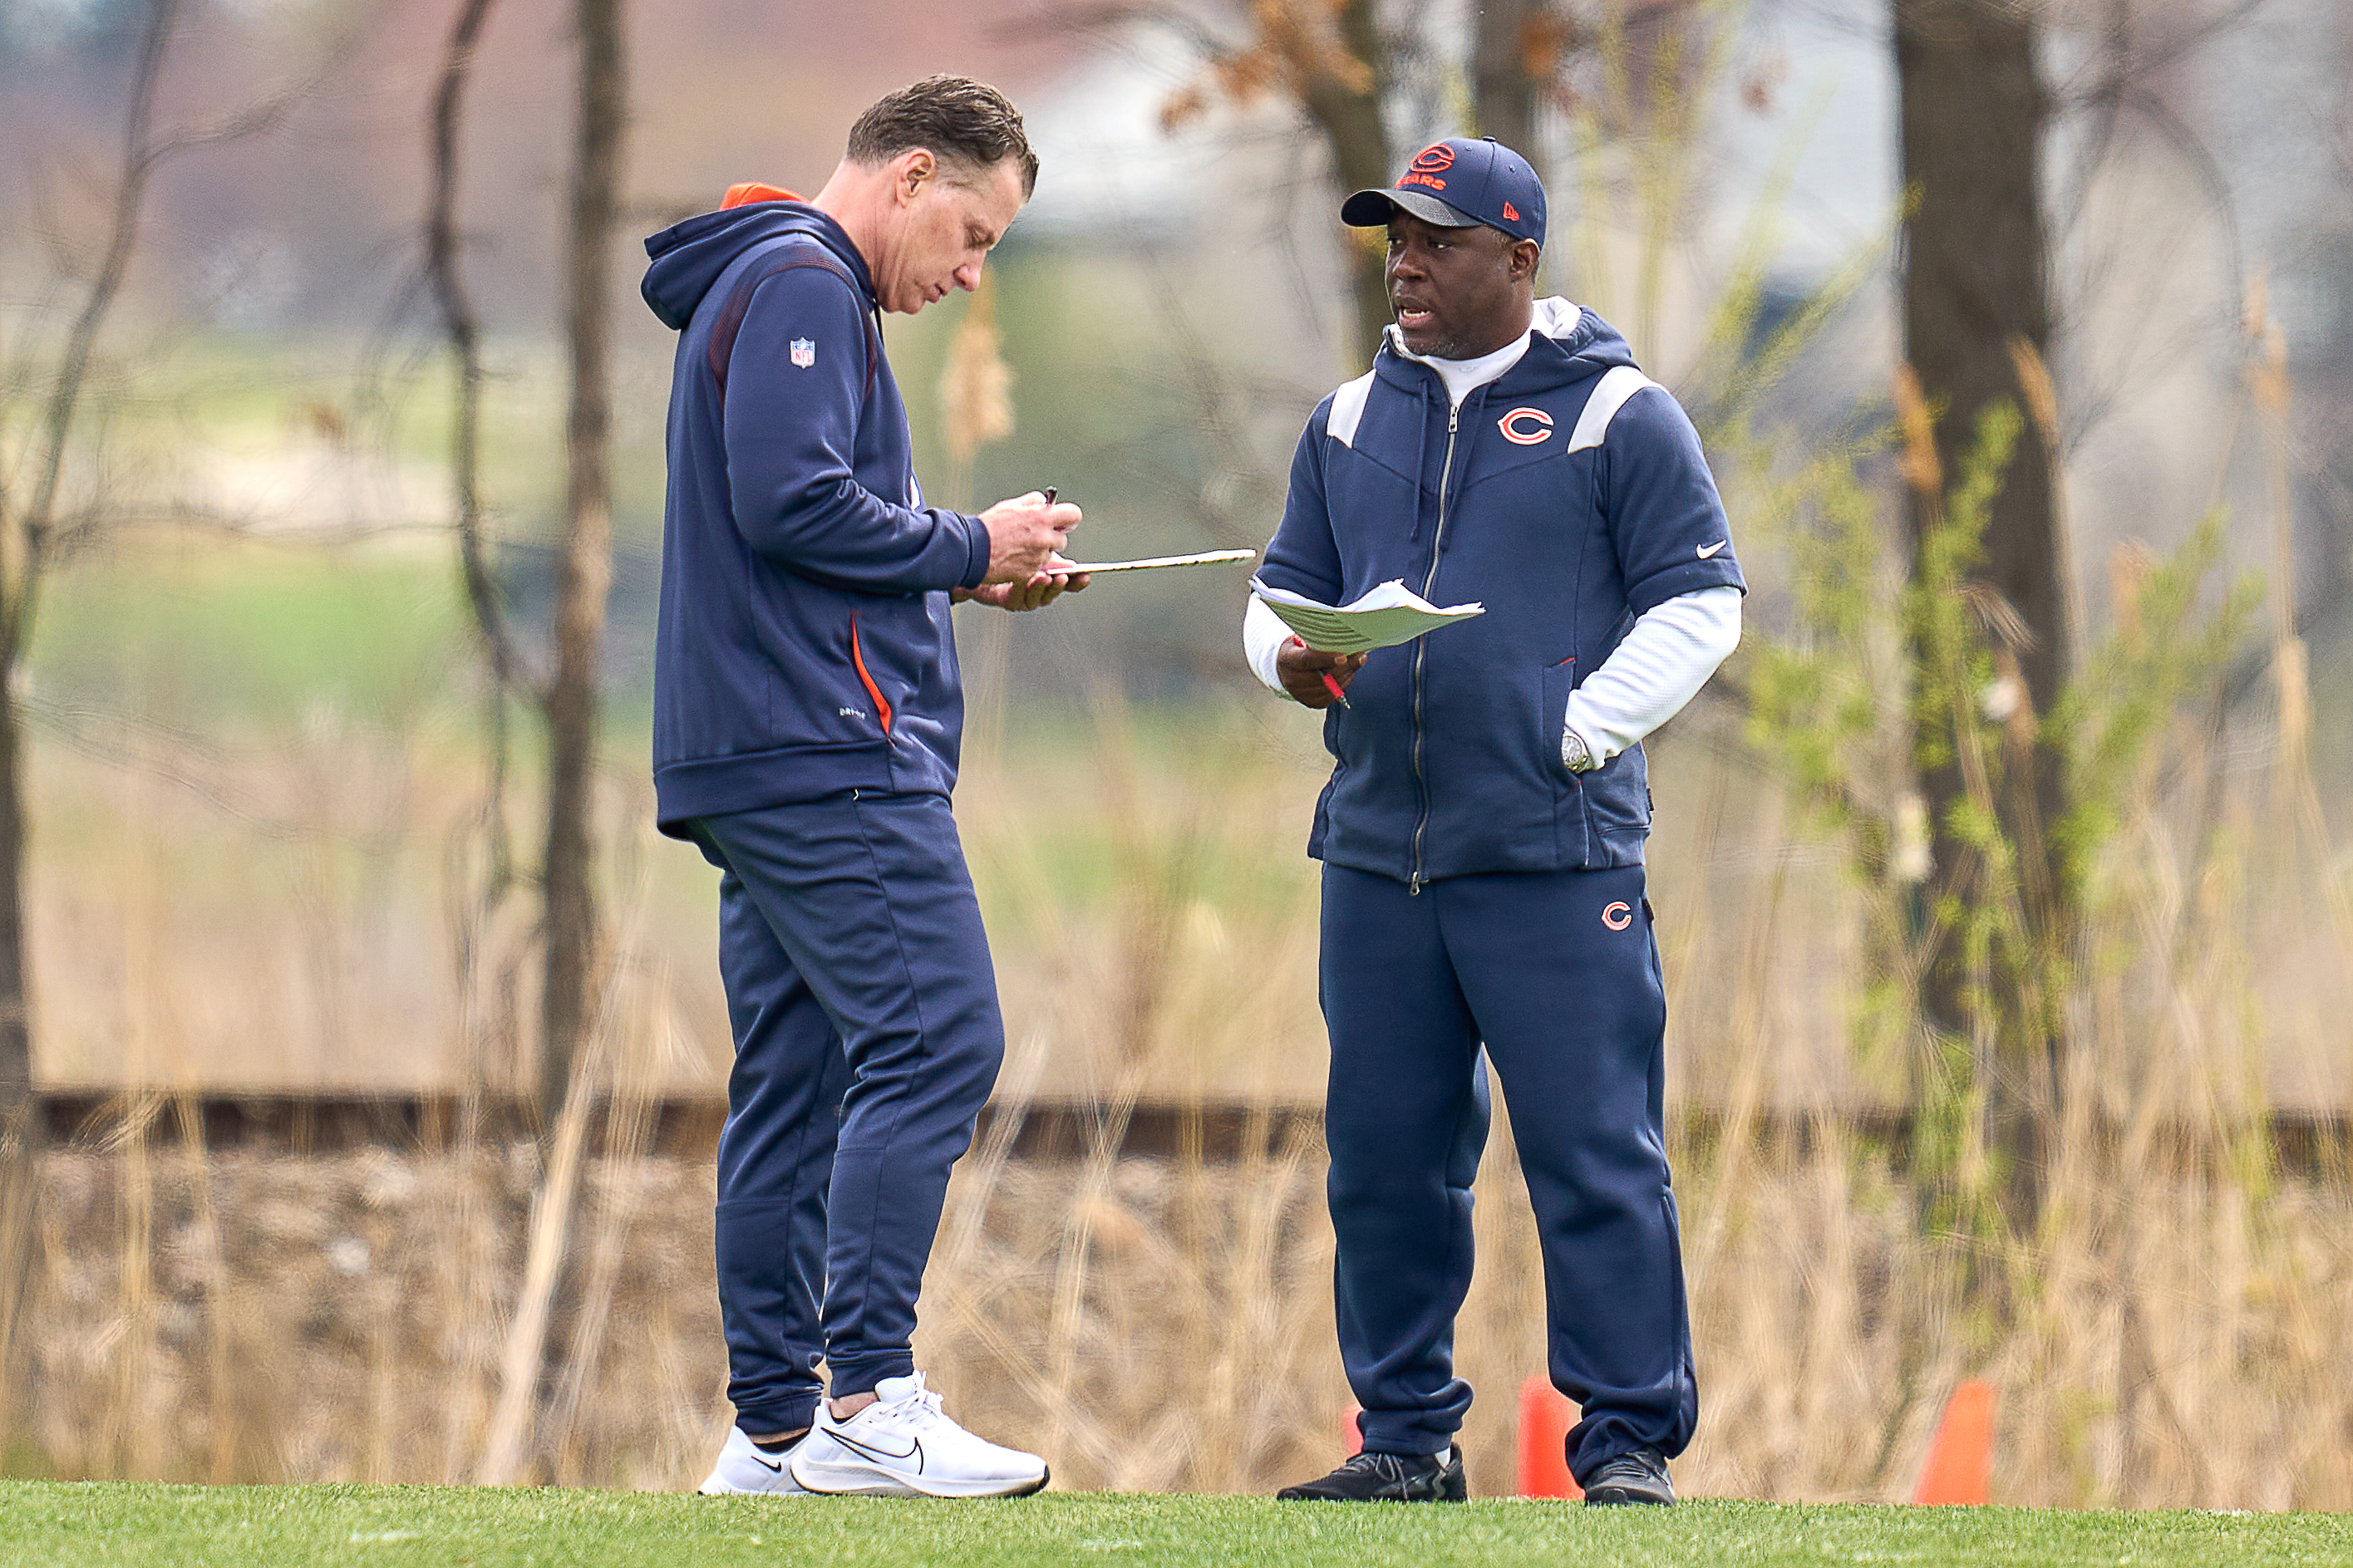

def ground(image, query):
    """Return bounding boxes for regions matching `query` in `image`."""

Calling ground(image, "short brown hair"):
[847,76,1038,198]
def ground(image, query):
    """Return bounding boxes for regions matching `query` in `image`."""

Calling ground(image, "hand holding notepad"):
[1251,578,1486,653]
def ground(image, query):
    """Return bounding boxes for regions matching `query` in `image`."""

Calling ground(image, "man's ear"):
[892,148,936,205]
[1509,238,1541,283]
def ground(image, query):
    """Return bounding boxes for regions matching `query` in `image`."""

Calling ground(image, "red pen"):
[1290,637,1350,709]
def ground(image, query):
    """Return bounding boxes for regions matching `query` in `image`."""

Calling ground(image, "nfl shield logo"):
[790,337,815,368]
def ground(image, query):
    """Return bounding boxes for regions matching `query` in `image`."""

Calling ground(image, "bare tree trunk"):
[0,681,37,1384]
[0,0,184,1427]
[1896,0,2070,1230]
[538,0,624,1128]
[1300,0,1393,366]
[2,0,181,1156]
[1473,0,1538,155]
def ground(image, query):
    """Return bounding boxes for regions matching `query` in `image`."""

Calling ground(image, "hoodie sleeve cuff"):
[956,512,992,590]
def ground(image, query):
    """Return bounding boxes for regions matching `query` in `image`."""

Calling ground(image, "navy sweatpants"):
[687,790,1004,1437]
[1320,862,1697,1482]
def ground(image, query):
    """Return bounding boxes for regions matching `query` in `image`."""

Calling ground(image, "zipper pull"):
[1409,872,1423,897]
[1448,406,1459,434]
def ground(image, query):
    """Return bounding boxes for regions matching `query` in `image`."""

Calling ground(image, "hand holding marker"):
[1292,637,1351,709]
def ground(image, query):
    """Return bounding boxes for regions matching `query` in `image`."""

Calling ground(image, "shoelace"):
[1335,1451,1418,1481]
[880,1374,946,1423]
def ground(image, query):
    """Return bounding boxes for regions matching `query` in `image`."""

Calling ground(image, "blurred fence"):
[27,1089,2353,1180]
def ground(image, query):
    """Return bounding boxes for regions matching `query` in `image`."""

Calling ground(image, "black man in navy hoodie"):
[1252,139,1743,1507]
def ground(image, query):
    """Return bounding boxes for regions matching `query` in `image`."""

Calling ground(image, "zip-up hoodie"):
[641,201,992,833]
[1256,298,1744,887]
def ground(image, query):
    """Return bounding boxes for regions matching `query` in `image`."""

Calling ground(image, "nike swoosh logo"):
[834,1430,923,1467]
[1697,540,1727,559]
[750,1450,785,1472]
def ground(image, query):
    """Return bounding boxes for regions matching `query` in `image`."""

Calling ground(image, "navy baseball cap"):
[1341,137,1547,246]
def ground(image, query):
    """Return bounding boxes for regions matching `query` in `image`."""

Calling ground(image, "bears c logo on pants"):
[1602,901,1633,931]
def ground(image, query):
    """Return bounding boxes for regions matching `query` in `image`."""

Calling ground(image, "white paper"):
[1249,578,1485,654]
[1059,548,1258,575]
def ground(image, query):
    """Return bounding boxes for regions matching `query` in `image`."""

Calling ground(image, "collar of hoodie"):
[1376,297,1605,548]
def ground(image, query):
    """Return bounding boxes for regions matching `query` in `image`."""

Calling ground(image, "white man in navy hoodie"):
[1250,139,1743,1507]
[642,76,1085,1499]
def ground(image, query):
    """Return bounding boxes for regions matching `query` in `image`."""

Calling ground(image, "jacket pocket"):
[1581,747,1653,868]
[1539,657,1577,779]
[1588,746,1652,831]
[1539,658,1590,867]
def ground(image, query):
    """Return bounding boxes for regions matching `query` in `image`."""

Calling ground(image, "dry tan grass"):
[9,632,2353,1504]
[12,1101,2352,1504]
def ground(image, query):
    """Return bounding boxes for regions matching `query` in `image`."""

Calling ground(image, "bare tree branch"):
[7,1,340,656]
[145,84,309,165]
[11,0,182,656]
[425,0,536,704]
[995,1,1241,60]
[21,696,303,842]
[1017,0,1395,364]
[42,500,455,558]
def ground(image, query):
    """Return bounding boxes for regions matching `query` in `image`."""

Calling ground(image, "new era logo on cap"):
[1341,137,1547,246]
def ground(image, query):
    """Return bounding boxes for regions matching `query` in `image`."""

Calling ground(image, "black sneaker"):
[1582,1447,1675,1506]
[1277,1446,1467,1502]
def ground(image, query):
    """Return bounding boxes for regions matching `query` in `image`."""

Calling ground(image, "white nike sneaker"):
[698,1424,814,1495]
[789,1373,1049,1498]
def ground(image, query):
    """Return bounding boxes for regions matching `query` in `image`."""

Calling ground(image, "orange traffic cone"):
[1516,1377,1583,1498]
[1341,1403,1363,1457]
[1912,1380,1996,1505]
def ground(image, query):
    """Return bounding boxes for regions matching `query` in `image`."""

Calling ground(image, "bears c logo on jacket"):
[1499,406,1553,445]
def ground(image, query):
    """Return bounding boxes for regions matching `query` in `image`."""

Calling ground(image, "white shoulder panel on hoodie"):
[1327,370,1377,449]
[1530,296,1586,339]
[1567,366,1658,455]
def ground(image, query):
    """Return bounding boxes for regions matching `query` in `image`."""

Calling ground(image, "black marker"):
[1041,488,1068,581]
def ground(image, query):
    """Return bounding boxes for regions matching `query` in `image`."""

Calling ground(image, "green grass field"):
[2,1484,2347,1568]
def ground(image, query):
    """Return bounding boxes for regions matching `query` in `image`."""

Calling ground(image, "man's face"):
[1385,212,1538,359]
[873,152,1026,315]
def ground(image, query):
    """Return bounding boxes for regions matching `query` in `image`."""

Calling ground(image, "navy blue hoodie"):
[1257,300,1744,887]
[641,202,992,833]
